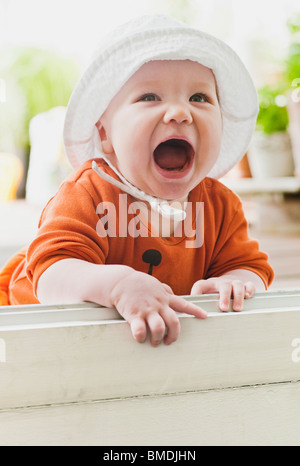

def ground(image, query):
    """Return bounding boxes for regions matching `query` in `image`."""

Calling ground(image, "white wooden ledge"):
[223,176,300,196]
[222,178,300,234]
[0,290,300,446]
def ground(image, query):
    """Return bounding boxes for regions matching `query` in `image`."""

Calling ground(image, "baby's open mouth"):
[153,138,195,172]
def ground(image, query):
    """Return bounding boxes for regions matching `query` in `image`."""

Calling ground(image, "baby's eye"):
[189,93,209,103]
[138,93,160,102]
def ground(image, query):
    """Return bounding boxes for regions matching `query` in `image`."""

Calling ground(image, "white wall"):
[1,0,299,79]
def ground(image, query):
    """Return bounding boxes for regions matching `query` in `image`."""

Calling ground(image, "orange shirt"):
[3,159,274,305]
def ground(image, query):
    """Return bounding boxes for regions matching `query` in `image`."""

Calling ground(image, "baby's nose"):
[163,103,193,125]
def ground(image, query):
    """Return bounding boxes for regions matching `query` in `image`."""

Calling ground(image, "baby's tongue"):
[154,142,187,170]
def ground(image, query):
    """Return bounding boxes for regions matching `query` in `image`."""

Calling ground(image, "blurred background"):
[0,0,300,288]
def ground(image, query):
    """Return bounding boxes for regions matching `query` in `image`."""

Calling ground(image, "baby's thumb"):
[162,283,174,295]
[191,279,217,296]
[190,279,206,295]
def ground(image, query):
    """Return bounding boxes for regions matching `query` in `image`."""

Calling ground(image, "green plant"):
[286,13,300,84]
[256,13,300,135]
[256,84,289,134]
[0,47,79,156]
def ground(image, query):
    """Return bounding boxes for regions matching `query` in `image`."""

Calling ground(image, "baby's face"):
[98,59,222,201]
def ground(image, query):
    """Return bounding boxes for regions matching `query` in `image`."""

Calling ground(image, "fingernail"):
[152,341,161,347]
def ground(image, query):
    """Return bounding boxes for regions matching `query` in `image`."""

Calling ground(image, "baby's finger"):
[169,295,207,319]
[190,279,218,296]
[146,312,166,347]
[218,281,232,311]
[162,283,174,295]
[159,307,181,345]
[231,280,245,311]
[130,317,147,343]
[244,281,256,299]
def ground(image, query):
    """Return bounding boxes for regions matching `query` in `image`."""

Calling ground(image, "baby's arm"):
[191,269,265,312]
[37,259,207,346]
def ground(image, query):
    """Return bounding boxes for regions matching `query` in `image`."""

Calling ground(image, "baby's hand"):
[191,277,256,312]
[110,271,207,346]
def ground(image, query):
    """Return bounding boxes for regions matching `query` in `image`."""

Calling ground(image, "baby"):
[0,15,274,346]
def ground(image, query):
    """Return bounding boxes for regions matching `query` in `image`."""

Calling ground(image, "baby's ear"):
[96,120,113,154]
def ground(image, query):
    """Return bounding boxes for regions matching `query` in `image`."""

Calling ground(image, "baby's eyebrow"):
[133,80,216,92]
[189,80,217,91]
[133,80,160,88]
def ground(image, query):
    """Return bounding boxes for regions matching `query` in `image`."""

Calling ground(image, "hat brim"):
[63,16,258,179]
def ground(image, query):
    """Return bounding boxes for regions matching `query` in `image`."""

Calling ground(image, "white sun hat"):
[63,14,258,180]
